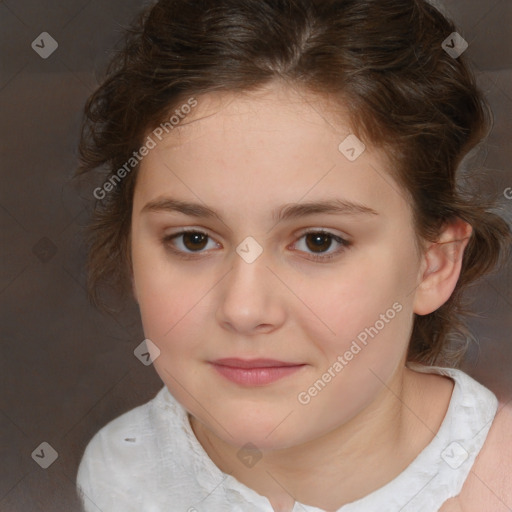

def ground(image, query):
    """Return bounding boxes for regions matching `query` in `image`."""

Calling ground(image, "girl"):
[76,0,512,510]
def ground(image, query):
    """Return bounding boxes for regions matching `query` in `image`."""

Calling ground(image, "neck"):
[190,364,449,511]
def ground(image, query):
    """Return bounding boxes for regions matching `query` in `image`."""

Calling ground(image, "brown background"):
[1,0,511,510]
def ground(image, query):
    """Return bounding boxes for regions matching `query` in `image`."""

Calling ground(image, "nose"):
[216,247,286,335]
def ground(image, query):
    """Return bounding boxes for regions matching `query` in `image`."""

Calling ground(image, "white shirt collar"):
[77,365,498,512]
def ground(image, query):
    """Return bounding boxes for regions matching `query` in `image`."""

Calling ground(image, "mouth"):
[209,358,307,386]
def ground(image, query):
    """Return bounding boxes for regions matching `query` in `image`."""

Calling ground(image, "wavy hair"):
[77,0,511,366]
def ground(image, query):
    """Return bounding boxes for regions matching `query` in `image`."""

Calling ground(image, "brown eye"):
[181,232,209,251]
[163,230,218,257]
[293,230,351,262]
[305,232,333,253]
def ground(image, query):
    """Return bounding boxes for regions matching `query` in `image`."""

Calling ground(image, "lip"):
[212,358,303,368]
[210,358,306,386]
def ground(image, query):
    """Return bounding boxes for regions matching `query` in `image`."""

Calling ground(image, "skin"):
[441,399,512,511]
[130,80,480,511]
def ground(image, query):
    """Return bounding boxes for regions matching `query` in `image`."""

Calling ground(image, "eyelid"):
[290,228,351,261]
[294,226,351,242]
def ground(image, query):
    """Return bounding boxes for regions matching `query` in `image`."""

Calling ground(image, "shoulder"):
[77,390,166,511]
[77,400,150,483]
[441,398,512,511]
[79,396,156,462]
[472,399,512,496]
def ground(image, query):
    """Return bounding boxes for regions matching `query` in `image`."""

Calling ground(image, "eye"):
[162,229,220,258]
[162,228,351,262]
[291,230,351,261]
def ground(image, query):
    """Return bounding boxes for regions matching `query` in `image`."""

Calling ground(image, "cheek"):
[134,263,211,398]
[135,273,209,346]
[291,287,411,442]
[297,260,408,344]
[294,257,416,411]
[131,240,203,342]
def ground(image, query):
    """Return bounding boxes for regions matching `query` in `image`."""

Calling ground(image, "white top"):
[76,364,498,512]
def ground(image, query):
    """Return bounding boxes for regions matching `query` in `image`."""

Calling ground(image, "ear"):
[413,218,472,316]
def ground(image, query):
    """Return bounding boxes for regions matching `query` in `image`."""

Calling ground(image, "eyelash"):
[161,228,351,262]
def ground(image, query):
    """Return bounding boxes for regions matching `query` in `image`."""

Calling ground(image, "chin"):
[208,409,312,451]
[225,429,298,452]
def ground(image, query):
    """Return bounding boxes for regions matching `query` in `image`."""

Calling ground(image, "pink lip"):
[210,358,306,386]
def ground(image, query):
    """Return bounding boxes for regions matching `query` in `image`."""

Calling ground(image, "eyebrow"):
[141,197,378,223]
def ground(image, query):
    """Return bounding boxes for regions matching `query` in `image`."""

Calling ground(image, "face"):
[131,82,425,451]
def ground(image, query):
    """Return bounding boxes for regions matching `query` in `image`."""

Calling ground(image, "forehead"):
[134,82,410,221]
[157,83,354,148]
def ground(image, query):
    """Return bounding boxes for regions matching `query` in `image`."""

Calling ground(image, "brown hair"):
[77,0,511,367]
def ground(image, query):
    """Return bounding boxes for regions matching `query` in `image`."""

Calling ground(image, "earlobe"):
[413,219,472,316]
